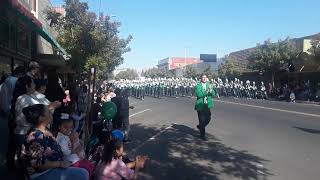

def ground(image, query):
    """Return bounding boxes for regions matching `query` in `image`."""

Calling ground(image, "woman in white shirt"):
[14,76,61,148]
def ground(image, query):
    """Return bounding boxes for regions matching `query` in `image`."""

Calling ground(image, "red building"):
[158,57,201,70]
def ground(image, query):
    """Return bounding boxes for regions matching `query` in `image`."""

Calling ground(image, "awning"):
[9,0,68,56]
[36,54,66,67]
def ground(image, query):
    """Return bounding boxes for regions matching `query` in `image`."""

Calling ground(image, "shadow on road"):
[294,126,320,135]
[127,123,272,180]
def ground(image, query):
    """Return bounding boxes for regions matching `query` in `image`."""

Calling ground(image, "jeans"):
[32,167,89,180]
[197,107,211,137]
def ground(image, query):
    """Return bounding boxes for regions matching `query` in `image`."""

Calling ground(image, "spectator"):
[0,66,25,116]
[14,76,60,141]
[268,83,273,95]
[94,139,147,180]
[120,88,131,142]
[0,72,8,85]
[106,87,116,102]
[33,78,51,106]
[27,61,41,79]
[89,97,102,134]
[7,76,61,170]
[21,104,89,180]
[77,85,89,114]
[111,88,123,130]
[45,70,65,102]
[290,90,296,103]
[56,116,94,178]
[69,103,86,134]
[63,90,71,106]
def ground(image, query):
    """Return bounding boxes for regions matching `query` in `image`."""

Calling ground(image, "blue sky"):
[52,0,320,70]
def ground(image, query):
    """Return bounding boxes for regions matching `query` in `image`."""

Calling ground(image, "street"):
[127,96,320,180]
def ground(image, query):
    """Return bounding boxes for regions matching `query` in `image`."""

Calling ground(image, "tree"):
[141,68,175,78]
[247,37,298,86]
[115,69,138,80]
[184,66,198,79]
[142,68,161,78]
[46,0,132,78]
[203,66,217,80]
[308,34,320,67]
[217,60,240,79]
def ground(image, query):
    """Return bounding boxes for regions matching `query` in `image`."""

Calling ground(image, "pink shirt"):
[96,158,134,180]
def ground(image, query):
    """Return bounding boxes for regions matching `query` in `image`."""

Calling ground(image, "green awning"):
[38,27,68,56]
[10,2,68,56]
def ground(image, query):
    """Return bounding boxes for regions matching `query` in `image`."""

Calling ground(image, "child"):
[290,90,296,103]
[56,114,94,178]
[63,89,71,106]
[69,103,86,134]
[94,139,148,180]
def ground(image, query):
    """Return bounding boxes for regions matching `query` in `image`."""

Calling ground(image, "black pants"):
[197,107,211,137]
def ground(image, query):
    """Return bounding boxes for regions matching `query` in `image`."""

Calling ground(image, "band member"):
[194,74,216,140]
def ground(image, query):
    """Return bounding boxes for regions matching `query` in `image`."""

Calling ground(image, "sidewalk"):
[267,97,320,105]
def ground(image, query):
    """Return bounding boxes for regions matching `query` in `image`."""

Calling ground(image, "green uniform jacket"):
[194,82,216,111]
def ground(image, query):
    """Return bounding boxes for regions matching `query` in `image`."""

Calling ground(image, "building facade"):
[157,57,201,71]
[0,0,67,76]
[226,33,320,73]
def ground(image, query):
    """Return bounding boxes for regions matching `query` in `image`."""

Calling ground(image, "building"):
[189,57,224,72]
[157,57,201,71]
[226,33,320,73]
[113,68,129,76]
[53,6,66,17]
[0,0,67,76]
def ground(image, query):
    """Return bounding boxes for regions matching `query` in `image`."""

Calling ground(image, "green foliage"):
[308,34,320,65]
[247,37,298,73]
[217,60,240,79]
[203,66,217,80]
[47,0,132,78]
[115,69,138,80]
[247,37,298,85]
[184,66,198,79]
[142,68,175,78]
[45,8,63,27]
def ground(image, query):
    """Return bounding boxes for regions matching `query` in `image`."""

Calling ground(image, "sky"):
[51,0,320,70]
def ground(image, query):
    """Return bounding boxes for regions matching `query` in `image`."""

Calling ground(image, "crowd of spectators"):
[0,61,147,180]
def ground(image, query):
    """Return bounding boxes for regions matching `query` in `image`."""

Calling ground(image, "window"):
[17,25,30,50]
[0,56,12,75]
[9,24,17,50]
[32,0,37,12]
[0,19,9,47]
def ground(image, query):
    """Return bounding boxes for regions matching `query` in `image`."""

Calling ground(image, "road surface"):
[127,96,320,180]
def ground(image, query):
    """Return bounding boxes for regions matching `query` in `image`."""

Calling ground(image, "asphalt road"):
[126,96,320,180]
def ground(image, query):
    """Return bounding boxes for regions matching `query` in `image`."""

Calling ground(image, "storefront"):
[0,0,67,75]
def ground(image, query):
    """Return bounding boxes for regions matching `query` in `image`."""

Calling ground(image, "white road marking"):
[130,124,174,153]
[129,109,151,118]
[215,100,320,118]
